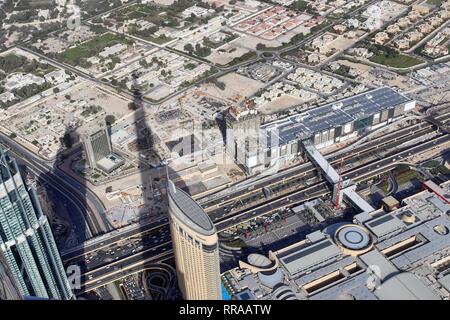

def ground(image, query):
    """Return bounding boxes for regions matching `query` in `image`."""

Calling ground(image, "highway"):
[61,217,169,261]
[0,131,109,238]
[198,120,434,207]
[5,0,447,297]
[69,130,450,293]
[62,113,449,256]
[78,244,173,293]
[60,116,437,260]
[200,113,450,219]
[207,125,437,220]
[64,220,171,273]
[214,134,450,231]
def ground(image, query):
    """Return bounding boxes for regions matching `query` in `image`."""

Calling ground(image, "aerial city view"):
[1,0,450,306]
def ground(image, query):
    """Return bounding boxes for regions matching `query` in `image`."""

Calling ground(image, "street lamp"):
[163,157,174,180]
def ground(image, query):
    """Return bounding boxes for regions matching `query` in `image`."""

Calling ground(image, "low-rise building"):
[397,17,412,28]
[222,183,450,300]
[227,87,415,174]
[406,30,423,42]
[98,43,127,58]
[4,73,46,91]
[182,5,215,19]
[412,2,433,15]
[418,22,434,34]
[0,92,16,104]
[395,38,411,49]
[386,24,401,34]
[374,32,390,45]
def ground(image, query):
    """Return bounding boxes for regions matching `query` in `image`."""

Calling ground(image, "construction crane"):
[178,93,186,112]
[176,93,196,163]
[335,157,345,210]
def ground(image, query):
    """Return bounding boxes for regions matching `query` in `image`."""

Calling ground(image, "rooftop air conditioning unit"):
[332,103,343,110]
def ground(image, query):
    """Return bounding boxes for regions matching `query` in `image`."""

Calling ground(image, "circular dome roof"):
[335,224,372,255]
[433,224,449,235]
[400,212,416,224]
[337,225,370,250]
[338,293,355,300]
[258,268,284,289]
[248,253,273,268]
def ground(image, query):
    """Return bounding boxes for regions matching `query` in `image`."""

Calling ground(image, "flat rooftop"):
[263,87,412,147]
[224,185,450,301]
[277,239,341,277]
[96,153,124,172]
[168,182,216,236]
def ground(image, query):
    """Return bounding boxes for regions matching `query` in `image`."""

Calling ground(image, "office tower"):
[0,149,73,299]
[0,251,22,300]
[167,180,222,300]
[83,128,112,169]
[224,106,262,174]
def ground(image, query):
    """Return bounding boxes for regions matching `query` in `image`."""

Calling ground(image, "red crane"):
[335,157,345,209]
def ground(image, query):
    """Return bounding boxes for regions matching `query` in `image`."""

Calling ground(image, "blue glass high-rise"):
[0,148,73,299]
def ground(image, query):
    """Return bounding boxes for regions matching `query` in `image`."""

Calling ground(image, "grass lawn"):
[370,53,423,68]
[423,160,440,169]
[426,0,443,6]
[395,170,423,185]
[61,33,132,65]
[224,51,258,68]
[377,180,389,194]
[437,165,450,175]
[33,65,57,77]
[225,238,247,248]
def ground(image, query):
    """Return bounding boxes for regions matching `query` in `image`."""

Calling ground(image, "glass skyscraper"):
[0,251,22,300]
[0,148,73,299]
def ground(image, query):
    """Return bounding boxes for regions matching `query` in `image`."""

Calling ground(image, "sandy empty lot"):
[259,95,306,114]
[199,72,266,103]
[207,44,251,66]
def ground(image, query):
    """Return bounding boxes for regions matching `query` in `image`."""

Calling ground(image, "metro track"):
[73,132,450,292]
[70,124,450,288]
[65,112,450,264]
[202,112,450,218]
[213,134,450,231]
[199,114,450,210]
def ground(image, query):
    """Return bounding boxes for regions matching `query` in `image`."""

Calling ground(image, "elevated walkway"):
[302,140,341,205]
[342,185,375,213]
[425,116,450,134]
[302,140,339,185]
[301,140,374,212]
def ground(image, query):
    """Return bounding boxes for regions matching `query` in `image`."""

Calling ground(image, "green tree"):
[105,115,116,126]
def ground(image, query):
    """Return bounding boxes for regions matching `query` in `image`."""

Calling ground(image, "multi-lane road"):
[200,114,450,217]
[75,132,450,293]
[63,118,431,257]
[0,131,109,238]
[215,134,450,230]
[59,112,450,293]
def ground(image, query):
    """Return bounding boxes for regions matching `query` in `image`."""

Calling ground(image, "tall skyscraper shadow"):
[40,127,91,296]
[129,73,181,300]
[40,125,114,299]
